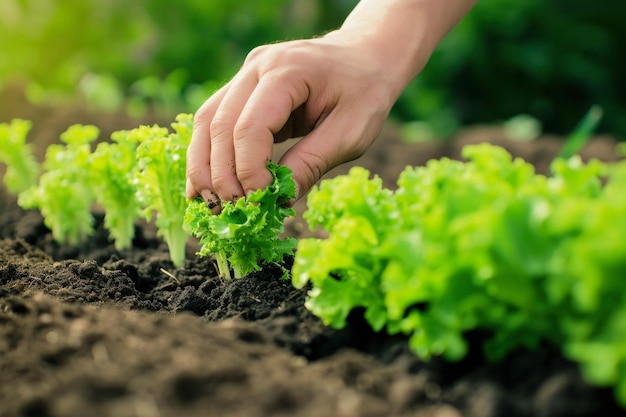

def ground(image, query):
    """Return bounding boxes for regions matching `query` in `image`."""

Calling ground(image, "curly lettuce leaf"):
[90,129,146,250]
[134,114,192,267]
[293,167,396,330]
[185,162,296,279]
[293,138,626,406]
[18,124,100,246]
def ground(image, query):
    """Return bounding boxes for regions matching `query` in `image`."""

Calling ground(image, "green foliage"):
[0,119,40,194]
[293,143,626,405]
[398,0,626,137]
[90,129,145,250]
[185,162,297,280]
[134,114,193,267]
[11,114,194,266]
[3,1,622,135]
[6,112,297,272]
[0,0,352,115]
[18,124,100,246]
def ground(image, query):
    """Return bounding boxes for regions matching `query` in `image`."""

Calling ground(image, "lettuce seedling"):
[134,114,192,267]
[185,162,296,280]
[0,119,40,194]
[18,124,100,246]
[90,127,155,250]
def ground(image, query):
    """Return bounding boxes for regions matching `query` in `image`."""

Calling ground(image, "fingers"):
[189,64,313,206]
[186,37,391,209]
[233,71,311,196]
[209,71,259,202]
[186,85,229,211]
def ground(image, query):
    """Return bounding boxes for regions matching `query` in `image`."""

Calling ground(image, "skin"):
[186,0,477,212]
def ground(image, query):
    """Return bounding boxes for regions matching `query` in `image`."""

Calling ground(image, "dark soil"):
[1,88,625,417]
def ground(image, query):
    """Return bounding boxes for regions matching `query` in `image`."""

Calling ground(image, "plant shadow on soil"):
[1,92,625,417]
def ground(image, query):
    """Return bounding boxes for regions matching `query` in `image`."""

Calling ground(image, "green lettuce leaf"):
[293,141,626,410]
[185,162,297,279]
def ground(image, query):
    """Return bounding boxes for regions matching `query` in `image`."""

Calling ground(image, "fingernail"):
[201,190,221,214]
[206,199,220,210]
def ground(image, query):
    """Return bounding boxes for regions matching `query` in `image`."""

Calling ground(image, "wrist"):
[332,0,476,99]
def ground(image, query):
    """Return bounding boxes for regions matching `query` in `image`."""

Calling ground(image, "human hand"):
[185,31,400,212]
[186,0,477,213]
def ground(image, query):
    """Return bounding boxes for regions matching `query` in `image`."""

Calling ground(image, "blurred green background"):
[1,0,624,138]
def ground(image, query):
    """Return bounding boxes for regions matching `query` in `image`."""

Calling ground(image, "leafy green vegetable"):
[185,162,296,280]
[293,143,626,405]
[134,114,192,267]
[0,119,40,194]
[90,127,149,250]
[9,114,193,264]
[18,124,100,246]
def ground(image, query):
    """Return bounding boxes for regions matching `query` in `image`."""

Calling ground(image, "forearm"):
[331,0,477,98]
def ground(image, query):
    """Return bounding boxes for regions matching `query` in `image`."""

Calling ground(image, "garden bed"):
[1,94,624,417]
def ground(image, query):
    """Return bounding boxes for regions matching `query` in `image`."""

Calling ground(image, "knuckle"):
[244,41,312,75]
[235,166,257,185]
[244,45,270,65]
[209,116,231,142]
[232,116,258,143]
[210,172,232,196]
[192,106,215,137]
[194,100,211,119]
[185,163,203,179]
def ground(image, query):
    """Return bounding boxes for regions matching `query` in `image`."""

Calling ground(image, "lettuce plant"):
[134,114,192,267]
[92,118,193,260]
[185,162,296,280]
[0,119,40,194]
[18,124,100,246]
[292,143,626,405]
[11,114,193,265]
[90,127,148,250]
